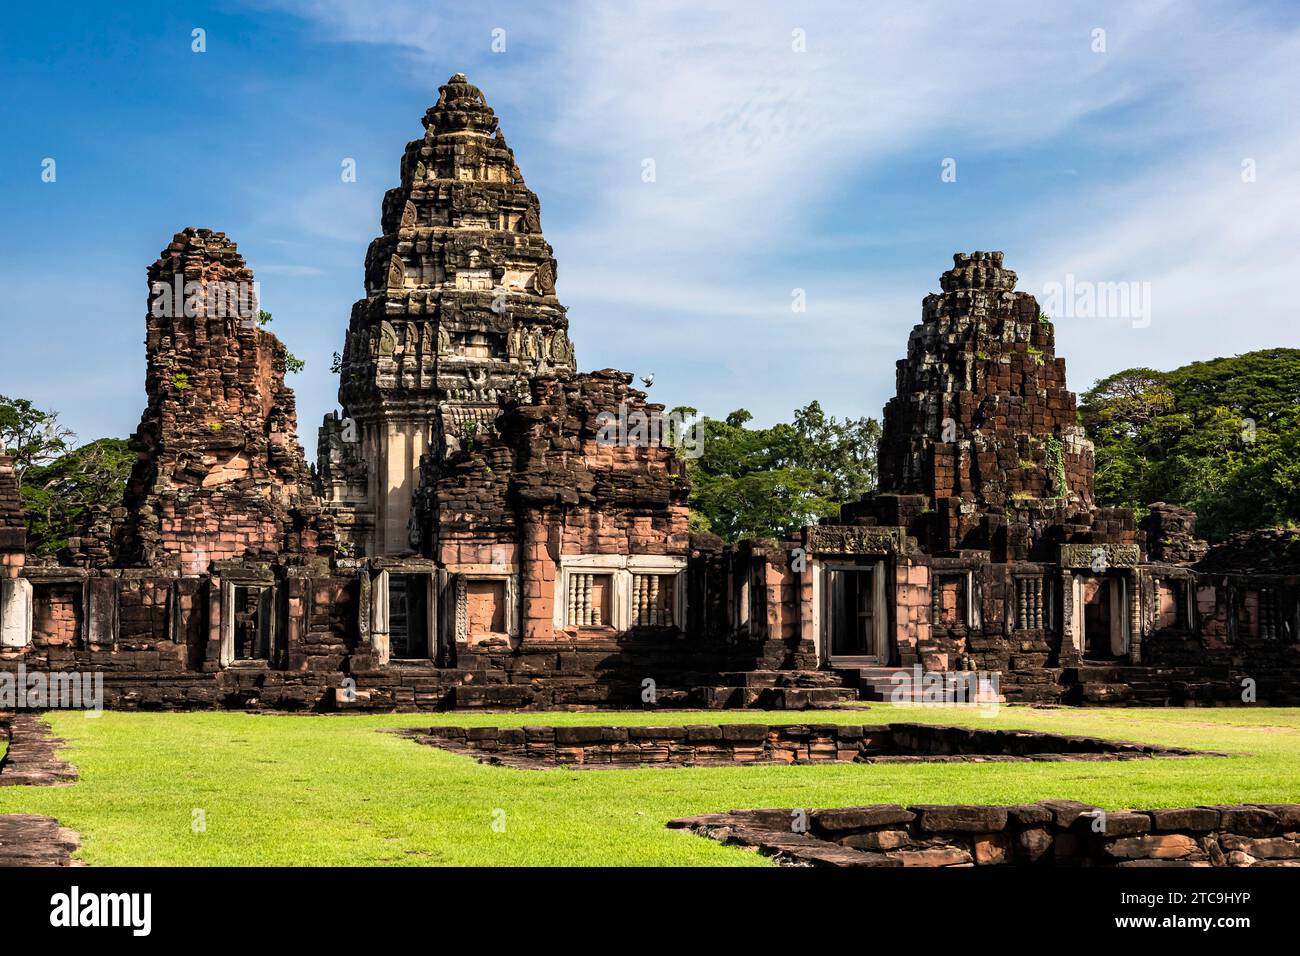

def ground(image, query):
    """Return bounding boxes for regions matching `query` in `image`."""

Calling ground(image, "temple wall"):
[2,557,1291,710]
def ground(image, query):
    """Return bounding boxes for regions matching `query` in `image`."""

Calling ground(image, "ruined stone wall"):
[411,721,1206,768]
[0,457,24,578]
[416,369,691,645]
[672,801,1300,867]
[1142,503,1209,565]
[81,228,332,572]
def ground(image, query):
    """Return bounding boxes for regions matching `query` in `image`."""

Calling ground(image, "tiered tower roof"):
[337,72,575,451]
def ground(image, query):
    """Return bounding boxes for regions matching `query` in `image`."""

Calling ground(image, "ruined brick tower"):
[100,228,330,571]
[879,251,1094,506]
[320,73,576,556]
[867,252,1096,557]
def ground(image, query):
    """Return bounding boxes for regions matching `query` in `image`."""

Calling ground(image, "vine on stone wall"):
[1044,435,1066,498]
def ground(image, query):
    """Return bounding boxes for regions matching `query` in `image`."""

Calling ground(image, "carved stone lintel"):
[1059,543,1141,570]
[805,526,901,556]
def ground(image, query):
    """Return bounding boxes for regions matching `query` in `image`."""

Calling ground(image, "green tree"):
[1079,349,1300,541]
[685,402,880,542]
[21,438,134,555]
[0,395,74,489]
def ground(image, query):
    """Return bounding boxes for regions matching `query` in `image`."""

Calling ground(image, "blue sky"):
[3,1,1298,450]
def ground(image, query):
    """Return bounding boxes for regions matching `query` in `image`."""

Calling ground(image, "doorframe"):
[1073,570,1132,662]
[815,558,891,667]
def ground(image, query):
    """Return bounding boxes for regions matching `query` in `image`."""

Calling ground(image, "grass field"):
[1,705,1298,866]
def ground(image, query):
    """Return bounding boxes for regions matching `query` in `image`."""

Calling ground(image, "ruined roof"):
[1198,527,1300,575]
[876,250,1095,510]
[87,227,331,570]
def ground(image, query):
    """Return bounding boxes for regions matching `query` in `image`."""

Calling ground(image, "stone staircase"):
[847,665,920,702]
[1070,665,1238,706]
[839,667,1006,706]
[689,670,860,710]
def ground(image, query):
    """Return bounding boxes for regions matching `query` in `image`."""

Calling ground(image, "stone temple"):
[0,74,1296,710]
[318,73,576,557]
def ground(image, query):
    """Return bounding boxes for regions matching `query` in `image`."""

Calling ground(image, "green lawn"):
[1,705,1298,866]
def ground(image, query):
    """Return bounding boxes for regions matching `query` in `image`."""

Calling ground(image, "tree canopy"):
[0,394,74,489]
[0,396,133,556]
[21,438,134,555]
[683,401,881,542]
[1079,348,1300,541]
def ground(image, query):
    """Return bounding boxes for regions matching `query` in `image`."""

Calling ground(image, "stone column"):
[1058,570,1081,666]
[521,511,557,641]
[0,577,32,648]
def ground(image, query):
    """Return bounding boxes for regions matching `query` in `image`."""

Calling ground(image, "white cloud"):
[247,0,1300,425]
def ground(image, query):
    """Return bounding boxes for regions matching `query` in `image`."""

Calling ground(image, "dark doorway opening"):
[827,567,878,660]
[232,585,273,661]
[1081,575,1127,661]
[389,574,430,659]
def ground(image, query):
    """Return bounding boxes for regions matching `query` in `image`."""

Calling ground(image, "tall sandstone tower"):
[320,74,576,556]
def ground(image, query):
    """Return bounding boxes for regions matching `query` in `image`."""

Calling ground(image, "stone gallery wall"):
[670,801,1300,867]
[4,565,358,709]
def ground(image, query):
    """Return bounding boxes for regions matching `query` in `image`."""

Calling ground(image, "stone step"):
[687,685,861,710]
[850,668,1006,705]
[715,670,849,689]
[451,685,538,708]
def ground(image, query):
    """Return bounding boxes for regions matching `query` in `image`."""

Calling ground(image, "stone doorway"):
[219,579,283,667]
[1079,574,1129,661]
[388,574,431,659]
[823,561,890,664]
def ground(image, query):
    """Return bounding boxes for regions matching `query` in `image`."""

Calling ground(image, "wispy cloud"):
[245,0,1299,428]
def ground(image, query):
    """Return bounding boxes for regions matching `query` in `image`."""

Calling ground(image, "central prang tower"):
[319,73,576,556]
